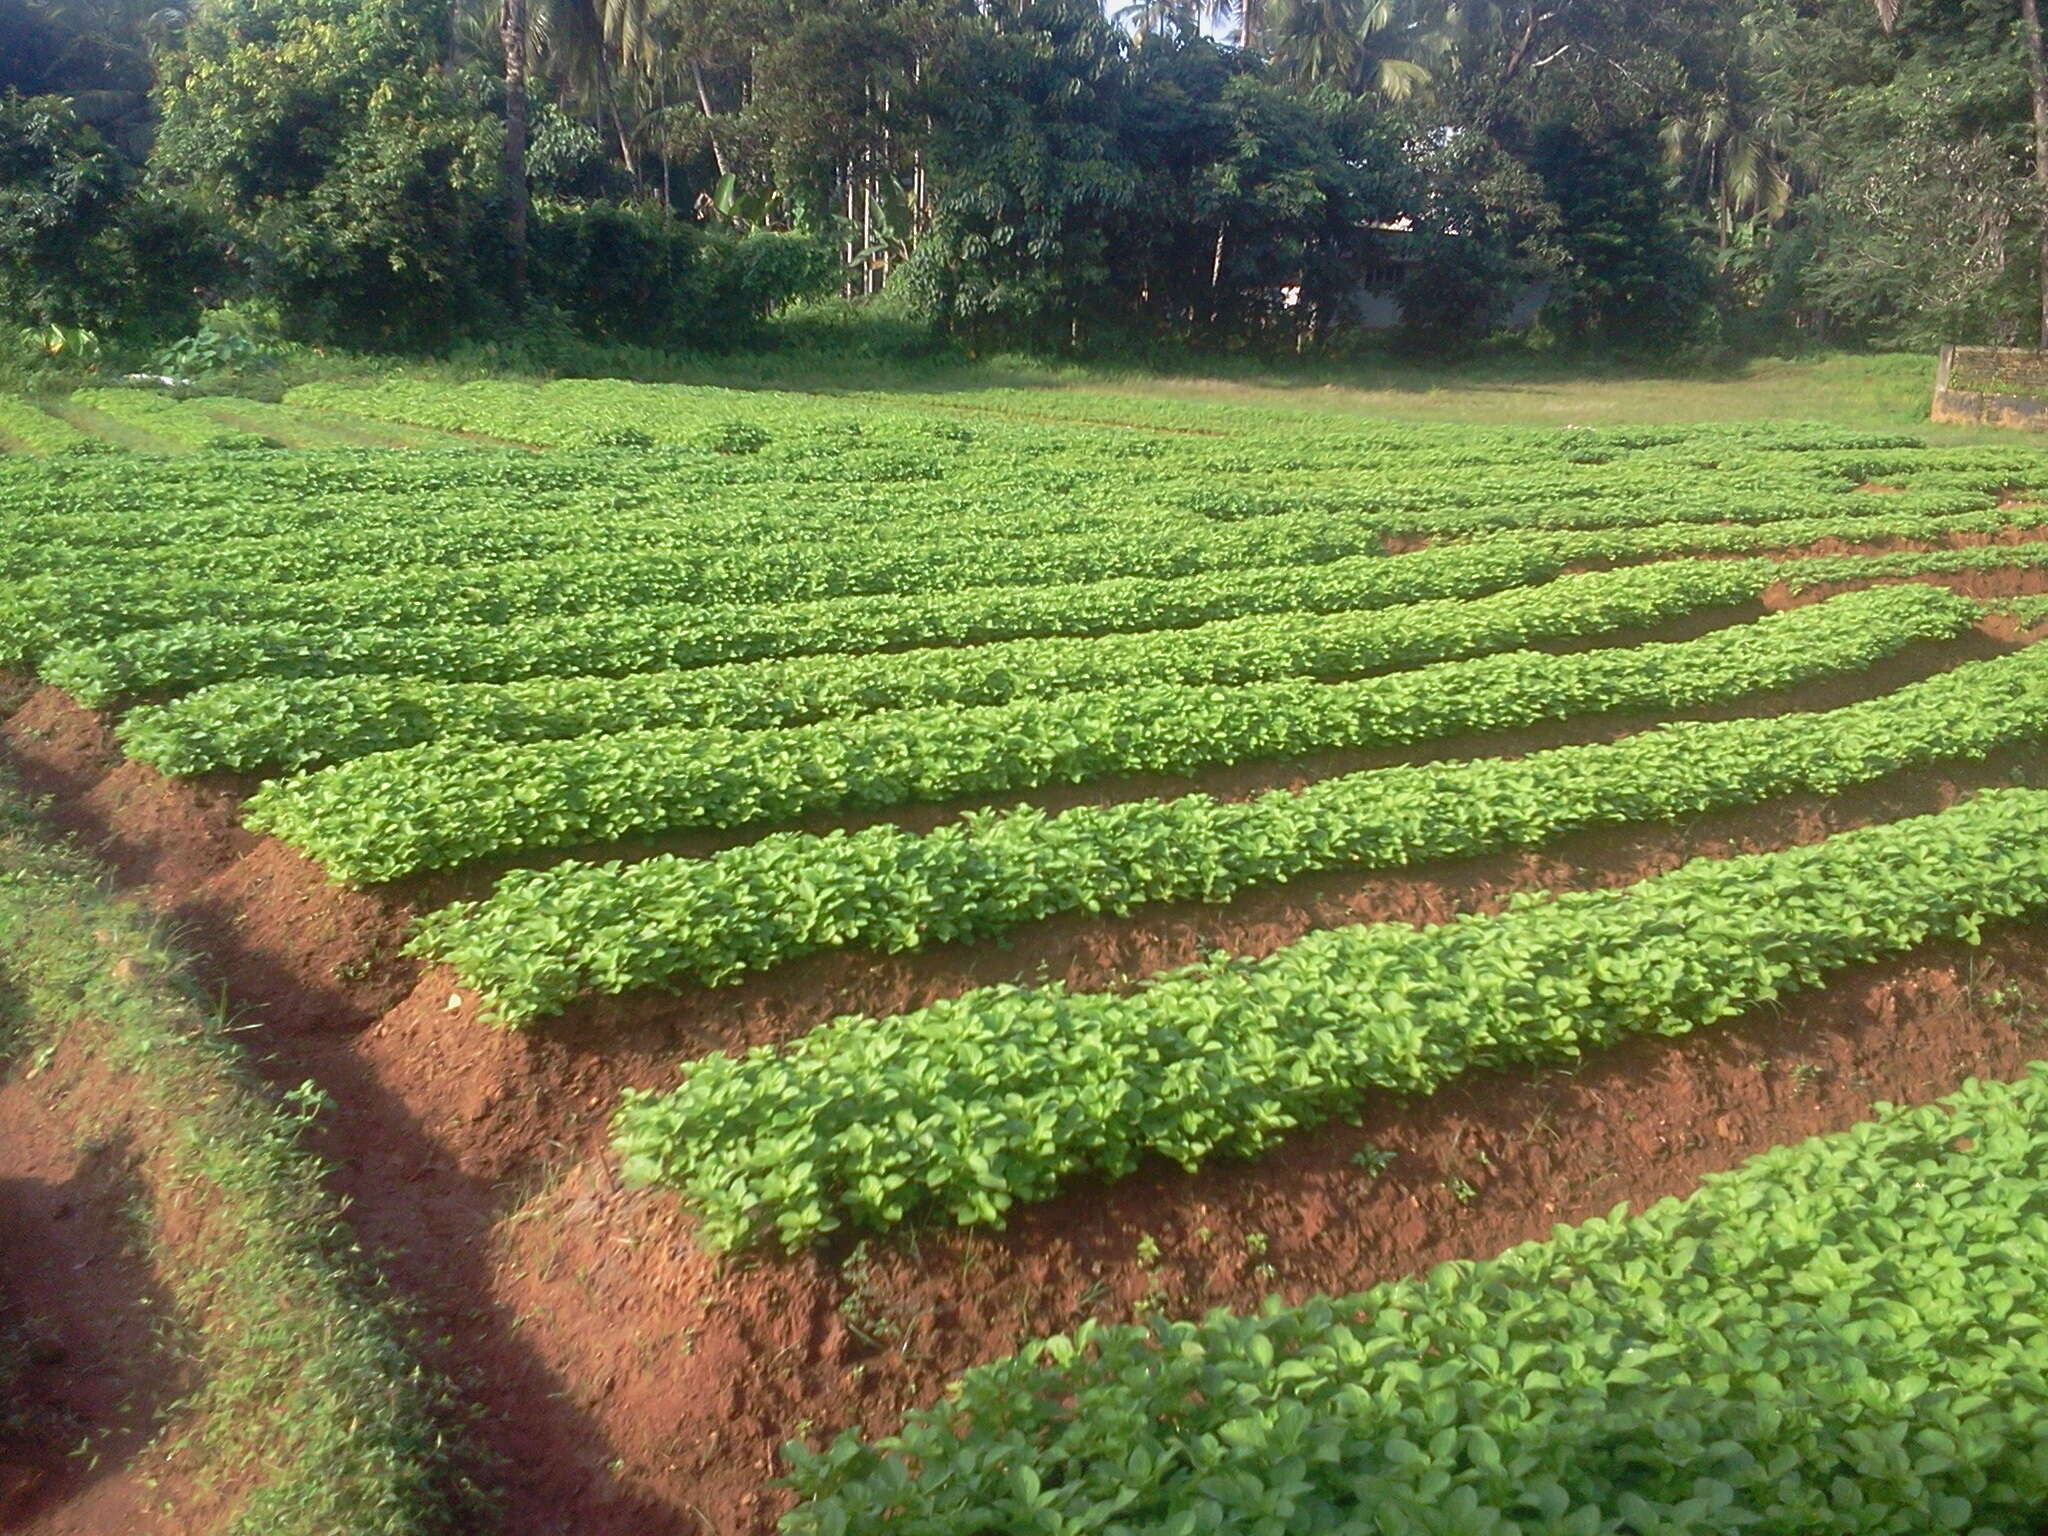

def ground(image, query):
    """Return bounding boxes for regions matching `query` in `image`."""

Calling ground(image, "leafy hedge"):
[416,640,2048,1019]
[782,1065,2048,1534]
[241,587,1972,884]
[525,207,835,350]
[615,785,2048,1251]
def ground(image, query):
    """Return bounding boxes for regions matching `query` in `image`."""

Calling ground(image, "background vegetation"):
[1,0,2042,368]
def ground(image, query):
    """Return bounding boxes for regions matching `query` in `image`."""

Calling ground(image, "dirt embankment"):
[4,601,2047,1534]
[0,1033,200,1535]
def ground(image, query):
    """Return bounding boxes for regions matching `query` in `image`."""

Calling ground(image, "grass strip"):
[0,773,466,1533]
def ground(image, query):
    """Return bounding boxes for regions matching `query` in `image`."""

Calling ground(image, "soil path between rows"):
[2,605,2047,1532]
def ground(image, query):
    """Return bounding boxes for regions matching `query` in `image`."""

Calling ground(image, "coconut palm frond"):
[1371,55,1433,99]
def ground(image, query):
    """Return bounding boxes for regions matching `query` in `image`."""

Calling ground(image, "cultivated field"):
[3,374,2048,1533]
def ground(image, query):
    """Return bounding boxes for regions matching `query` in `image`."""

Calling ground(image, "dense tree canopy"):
[2,0,2044,352]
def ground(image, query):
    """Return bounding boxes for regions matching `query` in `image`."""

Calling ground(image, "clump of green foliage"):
[152,0,498,348]
[0,93,218,343]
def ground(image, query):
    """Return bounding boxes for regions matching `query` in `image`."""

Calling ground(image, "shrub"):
[516,203,835,352]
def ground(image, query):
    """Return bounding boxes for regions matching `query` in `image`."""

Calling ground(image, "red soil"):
[0,1034,207,1535]
[4,604,2048,1533]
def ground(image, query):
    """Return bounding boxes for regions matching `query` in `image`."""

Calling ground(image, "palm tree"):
[450,0,643,187]
[1268,0,1438,99]
[1205,0,1270,50]
[540,0,640,183]
[1661,91,1803,245]
[592,0,735,183]
[503,0,530,308]
[1114,0,1203,41]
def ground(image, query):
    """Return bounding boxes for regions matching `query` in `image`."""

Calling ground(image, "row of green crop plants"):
[0,390,321,455]
[0,456,2011,596]
[783,1063,2048,1534]
[39,512,2048,707]
[417,635,2048,1019]
[240,588,1968,883]
[281,378,2048,532]
[3,393,2039,670]
[284,376,1962,474]
[108,528,2048,773]
[0,453,1187,571]
[100,554,1833,772]
[615,785,2048,1250]
[65,389,278,453]
[304,374,2036,475]
[7,471,2041,673]
[0,397,107,456]
[0,425,2028,563]
[0,490,1170,591]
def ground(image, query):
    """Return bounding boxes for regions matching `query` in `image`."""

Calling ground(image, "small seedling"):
[837,1241,901,1347]
[1351,1144,1396,1176]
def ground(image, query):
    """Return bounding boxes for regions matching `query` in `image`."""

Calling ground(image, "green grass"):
[0,775,467,1535]
[314,344,1997,442]
[1063,353,1974,435]
[10,336,1990,446]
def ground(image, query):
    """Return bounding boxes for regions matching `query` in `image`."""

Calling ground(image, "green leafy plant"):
[242,588,1972,884]
[412,633,2048,1019]
[781,1066,2048,1534]
[1350,1145,1396,1176]
[14,324,104,371]
[149,329,278,379]
[613,787,2048,1251]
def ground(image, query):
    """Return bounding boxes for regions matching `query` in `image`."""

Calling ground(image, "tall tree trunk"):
[692,60,729,177]
[594,44,638,190]
[502,0,530,312]
[2023,0,2048,348]
[659,69,673,209]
